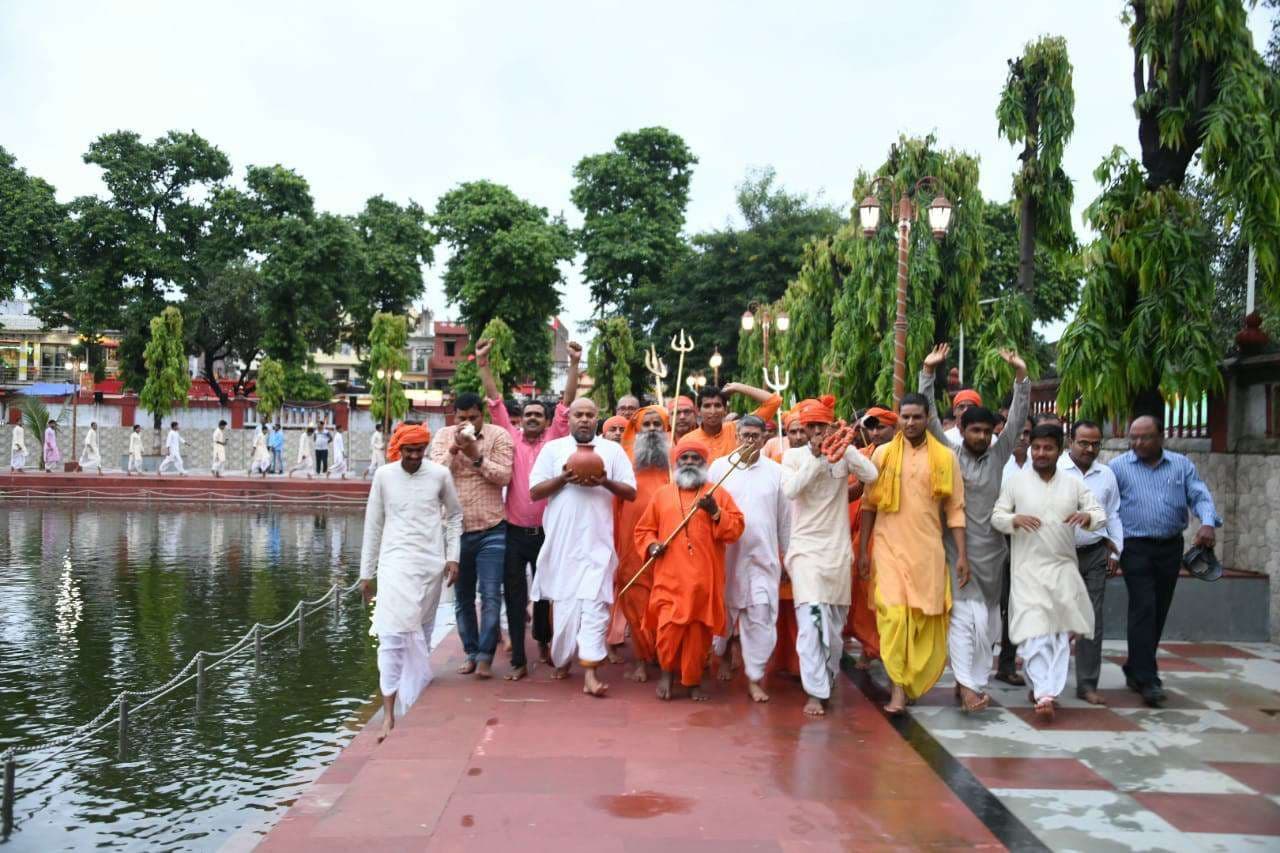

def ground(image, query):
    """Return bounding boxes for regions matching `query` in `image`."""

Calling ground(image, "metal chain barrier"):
[1,576,365,840]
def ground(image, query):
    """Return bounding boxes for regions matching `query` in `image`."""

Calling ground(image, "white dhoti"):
[10,451,24,470]
[948,596,1001,693]
[128,451,143,473]
[159,452,184,474]
[1020,632,1071,701]
[550,595,611,668]
[212,445,226,473]
[713,602,778,682]
[377,630,433,719]
[80,448,101,471]
[795,601,847,700]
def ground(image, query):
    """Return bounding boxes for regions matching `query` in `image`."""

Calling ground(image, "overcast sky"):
[2,2,1270,344]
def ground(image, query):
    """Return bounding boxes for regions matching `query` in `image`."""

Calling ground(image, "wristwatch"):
[472,454,484,469]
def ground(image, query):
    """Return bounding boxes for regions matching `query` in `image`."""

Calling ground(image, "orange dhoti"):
[842,470,881,660]
[613,465,668,663]
[770,576,801,677]
[653,610,713,687]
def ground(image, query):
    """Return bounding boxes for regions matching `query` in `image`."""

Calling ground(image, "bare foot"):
[1078,689,1107,706]
[457,660,477,675]
[625,662,648,683]
[717,655,734,682]
[607,645,624,664]
[885,683,907,715]
[959,686,990,713]
[656,671,673,700]
[1033,697,1056,723]
[551,664,570,680]
[803,696,826,717]
[538,644,552,664]
[504,665,528,681]
[475,660,493,679]
[690,684,710,702]
[583,668,609,697]
[377,715,394,743]
[748,681,770,703]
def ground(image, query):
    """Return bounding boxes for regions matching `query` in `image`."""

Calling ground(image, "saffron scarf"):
[865,430,953,513]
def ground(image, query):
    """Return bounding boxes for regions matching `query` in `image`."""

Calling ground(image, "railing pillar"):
[3,751,15,841]
[297,609,305,648]
[117,693,129,762]
[332,585,341,621]
[254,625,262,671]
[195,653,206,713]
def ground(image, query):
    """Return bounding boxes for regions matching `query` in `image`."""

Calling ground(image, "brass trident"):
[669,330,695,443]
[644,344,668,406]
[763,364,790,441]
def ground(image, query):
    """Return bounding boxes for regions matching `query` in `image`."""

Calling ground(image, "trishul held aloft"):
[617,442,755,597]
[644,344,668,407]
[669,330,694,445]
[763,364,790,443]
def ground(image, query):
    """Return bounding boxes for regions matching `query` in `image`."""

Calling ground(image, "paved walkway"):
[0,470,370,507]
[256,635,1003,852]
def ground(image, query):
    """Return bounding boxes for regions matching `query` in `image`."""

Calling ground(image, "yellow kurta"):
[867,438,965,697]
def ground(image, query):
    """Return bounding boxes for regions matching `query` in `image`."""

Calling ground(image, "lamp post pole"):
[69,358,88,471]
[376,368,403,438]
[858,176,953,407]
[741,304,789,374]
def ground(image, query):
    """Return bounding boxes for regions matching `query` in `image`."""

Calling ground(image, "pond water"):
[0,502,439,851]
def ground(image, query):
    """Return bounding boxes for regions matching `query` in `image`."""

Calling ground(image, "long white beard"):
[674,464,707,490]
[633,430,670,470]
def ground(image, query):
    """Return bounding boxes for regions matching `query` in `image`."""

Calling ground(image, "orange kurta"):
[843,447,880,658]
[684,394,783,461]
[611,466,669,661]
[635,483,745,684]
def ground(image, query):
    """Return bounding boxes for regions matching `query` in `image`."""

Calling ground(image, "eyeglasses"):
[1073,439,1101,450]
[1129,434,1160,444]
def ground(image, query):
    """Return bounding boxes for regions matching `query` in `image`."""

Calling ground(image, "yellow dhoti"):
[875,583,950,699]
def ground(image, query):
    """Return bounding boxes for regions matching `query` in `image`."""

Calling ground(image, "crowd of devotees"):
[357,338,1222,738]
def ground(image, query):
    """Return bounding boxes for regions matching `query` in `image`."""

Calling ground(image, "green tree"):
[283,364,333,401]
[139,306,191,434]
[775,236,848,403]
[432,181,572,392]
[182,261,267,403]
[571,127,698,320]
[1057,0,1280,418]
[587,317,636,411]
[476,317,516,395]
[255,357,286,422]
[0,146,64,302]
[366,312,409,429]
[829,134,986,414]
[656,167,842,385]
[32,131,232,389]
[346,195,436,350]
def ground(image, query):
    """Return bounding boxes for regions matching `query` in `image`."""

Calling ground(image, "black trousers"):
[997,547,1017,673]
[1121,535,1184,688]
[504,524,552,668]
[315,449,328,473]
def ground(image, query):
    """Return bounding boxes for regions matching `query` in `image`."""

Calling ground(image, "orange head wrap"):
[622,404,670,454]
[602,416,628,435]
[863,406,899,426]
[953,389,982,407]
[386,423,432,463]
[673,436,710,463]
[797,394,837,426]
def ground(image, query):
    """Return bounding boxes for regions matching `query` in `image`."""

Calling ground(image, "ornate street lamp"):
[857,176,953,406]
[741,303,789,372]
[69,359,89,471]
[709,347,723,385]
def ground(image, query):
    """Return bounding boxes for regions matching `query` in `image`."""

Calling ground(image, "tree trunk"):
[202,351,230,406]
[1017,191,1037,297]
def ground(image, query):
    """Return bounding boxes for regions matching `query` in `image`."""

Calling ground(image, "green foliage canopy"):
[139,306,191,423]
[367,312,409,426]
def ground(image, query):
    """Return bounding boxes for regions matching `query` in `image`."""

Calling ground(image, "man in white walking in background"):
[329,424,349,478]
[10,421,26,472]
[365,423,385,478]
[127,425,144,475]
[79,421,103,474]
[360,424,463,742]
[211,420,228,477]
[157,421,186,476]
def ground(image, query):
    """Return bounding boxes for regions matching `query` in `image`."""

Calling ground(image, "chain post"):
[117,693,129,762]
[195,652,205,714]
[254,624,262,671]
[297,607,305,648]
[3,750,15,841]
[332,584,340,621]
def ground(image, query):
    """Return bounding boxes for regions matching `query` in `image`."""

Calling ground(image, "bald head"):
[615,395,639,420]
[569,397,599,443]
[1127,414,1163,461]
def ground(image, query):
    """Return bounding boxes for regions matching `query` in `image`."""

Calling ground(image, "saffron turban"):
[602,416,629,433]
[673,436,710,463]
[953,389,982,407]
[863,406,899,426]
[386,423,432,462]
[797,395,837,426]
[622,404,669,453]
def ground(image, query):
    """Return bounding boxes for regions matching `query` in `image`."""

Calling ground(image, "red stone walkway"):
[0,471,369,507]
[257,636,1003,851]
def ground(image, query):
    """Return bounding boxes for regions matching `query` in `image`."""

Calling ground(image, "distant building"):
[0,300,120,388]
[429,320,469,391]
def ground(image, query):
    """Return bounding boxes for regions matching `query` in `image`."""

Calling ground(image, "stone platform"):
[0,470,370,508]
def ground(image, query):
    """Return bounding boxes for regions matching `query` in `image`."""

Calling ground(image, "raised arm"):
[918,343,950,445]
[474,338,503,407]
[781,447,826,500]
[991,349,1030,462]
[725,381,782,420]
[561,341,582,406]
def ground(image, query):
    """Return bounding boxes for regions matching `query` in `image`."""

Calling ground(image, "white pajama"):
[10,451,24,470]
[377,630,433,719]
[212,446,226,474]
[795,601,847,700]
[1020,632,1071,701]
[713,603,778,682]
[550,596,611,668]
[948,596,1000,693]
[158,451,184,474]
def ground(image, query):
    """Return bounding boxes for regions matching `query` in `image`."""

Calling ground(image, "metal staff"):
[645,344,668,407]
[763,364,790,445]
[669,330,694,445]
[618,443,754,597]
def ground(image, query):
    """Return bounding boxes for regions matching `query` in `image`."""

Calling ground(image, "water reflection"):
[0,501,379,851]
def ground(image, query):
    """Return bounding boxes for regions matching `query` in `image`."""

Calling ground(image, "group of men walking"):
[358,338,1221,737]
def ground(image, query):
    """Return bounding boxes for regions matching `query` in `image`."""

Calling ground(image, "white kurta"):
[251,431,270,472]
[80,428,101,469]
[992,467,1107,644]
[360,460,464,634]
[529,436,636,604]
[296,434,314,463]
[211,427,226,470]
[709,455,790,611]
[128,432,144,470]
[781,444,878,606]
[331,432,347,472]
[10,425,25,469]
[159,430,185,473]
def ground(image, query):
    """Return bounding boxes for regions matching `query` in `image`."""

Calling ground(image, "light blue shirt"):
[1109,449,1220,540]
[268,430,285,451]
[1058,454,1124,555]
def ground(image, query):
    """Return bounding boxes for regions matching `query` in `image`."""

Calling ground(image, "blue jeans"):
[270,448,284,473]
[454,522,506,663]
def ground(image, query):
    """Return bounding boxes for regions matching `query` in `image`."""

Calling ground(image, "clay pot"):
[565,443,606,480]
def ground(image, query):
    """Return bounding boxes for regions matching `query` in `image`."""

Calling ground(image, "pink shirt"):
[486,397,570,528]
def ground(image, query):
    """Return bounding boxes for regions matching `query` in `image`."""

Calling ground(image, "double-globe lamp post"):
[708,347,722,386]
[375,367,403,438]
[69,358,89,471]
[857,176,953,407]
[740,304,789,372]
